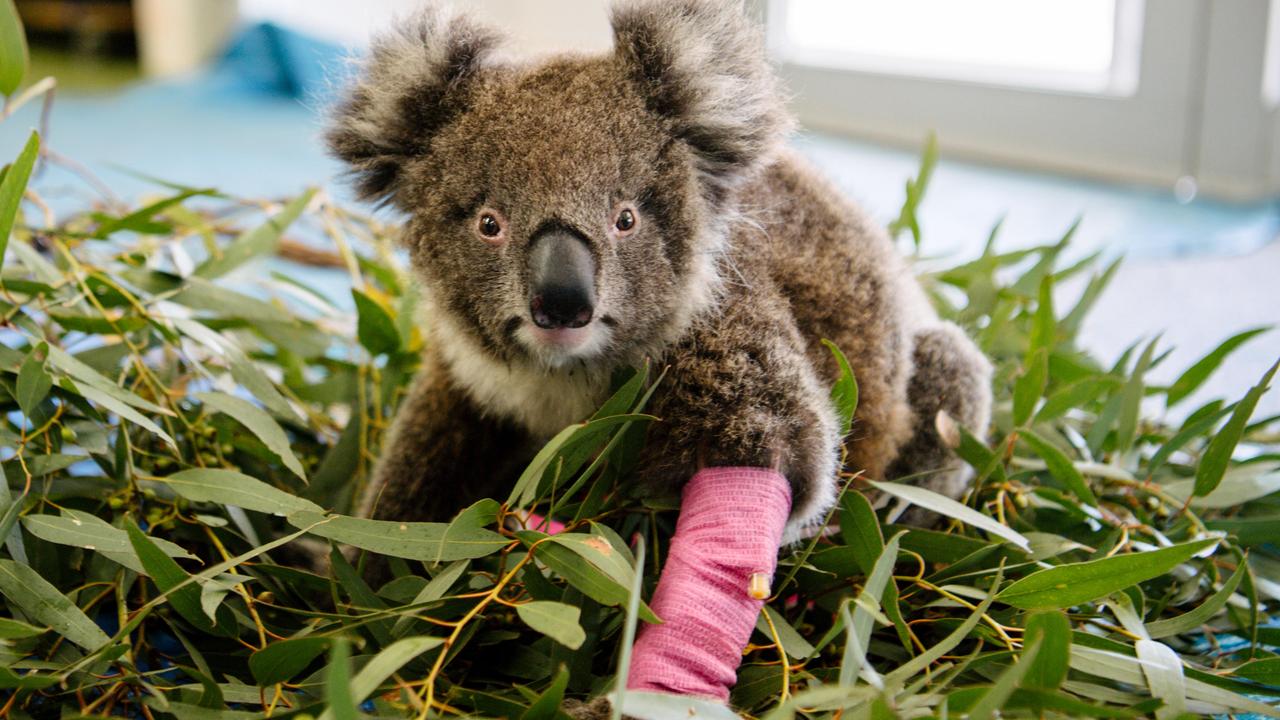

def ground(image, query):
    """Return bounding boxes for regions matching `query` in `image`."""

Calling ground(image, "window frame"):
[761,0,1280,201]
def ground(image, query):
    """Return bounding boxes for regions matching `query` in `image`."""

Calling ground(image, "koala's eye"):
[613,205,639,236]
[475,210,507,244]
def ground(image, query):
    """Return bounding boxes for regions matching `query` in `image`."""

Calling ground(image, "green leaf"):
[1060,257,1121,341]
[842,531,903,686]
[839,489,884,573]
[883,563,1004,690]
[324,637,358,720]
[352,288,401,355]
[823,339,859,437]
[1167,461,1280,507]
[126,518,234,636]
[1027,275,1056,359]
[160,469,323,516]
[249,636,331,686]
[1114,337,1159,455]
[142,702,259,720]
[1145,559,1247,638]
[967,634,1042,720]
[316,636,444,720]
[1070,644,1278,715]
[867,479,1030,551]
[1135,640,1186,720]
[996,539,1216,610]
[0,666,57,690]
[517,601,586,650]
[392,560,470,637]
[0,616,45,639]
[523,532,657,623]
[1194,358,1280,497]
[0,0,29,95]
[1206,516,1280,546]
[0,131,39,266]
[618,690,742,720]
[289,504,507,562]
[507,414,650,509]
[1019,429,1098,506]
[887,132,937,249]
[196,392,306,481]
[756,605,815,661]
[592,365,648,421]
[91,188,216,239]
[1013,347,1048,427]
[520,664,570,720]
[1233,657,1280,686]
[1167,326,1271,406]
[0,559,111,651]
[195,189,315,279]
[15,342,50,418]
[44,344,172,416]
[48,309,148,334]
[61,376,177,450]
[1035,376,1120,424]
[171,277,297,324]
[1022,610,1071,690]
[1147,403,1234,477]
[327,545,392,646]
[172,317,303,423]
[22,508,194,574]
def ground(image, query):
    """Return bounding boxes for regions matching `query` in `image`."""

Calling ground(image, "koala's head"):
[327,1,791,370]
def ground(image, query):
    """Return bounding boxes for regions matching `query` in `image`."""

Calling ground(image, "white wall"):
[239,0,613,56]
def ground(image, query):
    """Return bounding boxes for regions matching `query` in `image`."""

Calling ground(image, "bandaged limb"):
[626,467,792,702]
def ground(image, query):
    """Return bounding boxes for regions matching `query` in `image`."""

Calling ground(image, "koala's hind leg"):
[888,322,993,510]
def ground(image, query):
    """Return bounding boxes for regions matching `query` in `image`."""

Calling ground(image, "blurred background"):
[1,0,1277,413]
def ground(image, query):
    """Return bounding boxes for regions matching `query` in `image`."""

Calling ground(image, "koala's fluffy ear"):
[327,6,502,208]
[611,0,792,193]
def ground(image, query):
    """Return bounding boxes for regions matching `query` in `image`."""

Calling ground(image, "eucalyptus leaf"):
[0,131,38,265]
[517,601,586,650]
[249,636,331,686]
[0,559,111,651]
[196,392,307,481]
[0,0,28,95]
[868,480,1030,551]
[289,505,507,562]
[1194,358,1280,497]
[160,469,322,516]
[195,189,315,279]
[997,539,1216,610]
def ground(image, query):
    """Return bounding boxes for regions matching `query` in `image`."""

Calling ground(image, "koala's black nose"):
[527,230,596,330]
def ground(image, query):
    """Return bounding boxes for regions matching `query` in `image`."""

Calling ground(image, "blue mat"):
[0,23,349,207]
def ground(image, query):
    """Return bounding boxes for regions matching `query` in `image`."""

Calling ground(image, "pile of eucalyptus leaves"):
[4,16,1280,720]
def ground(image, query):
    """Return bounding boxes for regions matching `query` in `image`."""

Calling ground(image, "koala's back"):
[736,152,937,378]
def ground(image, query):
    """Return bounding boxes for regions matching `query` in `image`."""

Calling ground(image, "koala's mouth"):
[508,314,616,367]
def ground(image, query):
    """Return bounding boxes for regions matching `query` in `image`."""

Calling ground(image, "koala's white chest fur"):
[426,297,613,439]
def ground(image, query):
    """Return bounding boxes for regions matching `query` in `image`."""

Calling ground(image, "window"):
[766,1,1280,200]
[774,0,1140,95]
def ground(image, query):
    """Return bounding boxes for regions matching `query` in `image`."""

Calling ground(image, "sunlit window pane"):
[782,0,1123,90]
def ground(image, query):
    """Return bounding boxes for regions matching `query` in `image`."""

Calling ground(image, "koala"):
[326,0,992,706]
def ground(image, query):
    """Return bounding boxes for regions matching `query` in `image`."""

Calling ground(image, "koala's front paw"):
[563,697,624,720]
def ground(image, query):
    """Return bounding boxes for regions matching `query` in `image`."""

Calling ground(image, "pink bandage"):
[524,511,566,535]
[626,467,792,702]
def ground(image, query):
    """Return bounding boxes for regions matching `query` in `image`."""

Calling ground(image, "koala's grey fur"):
[327,0,992,541]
